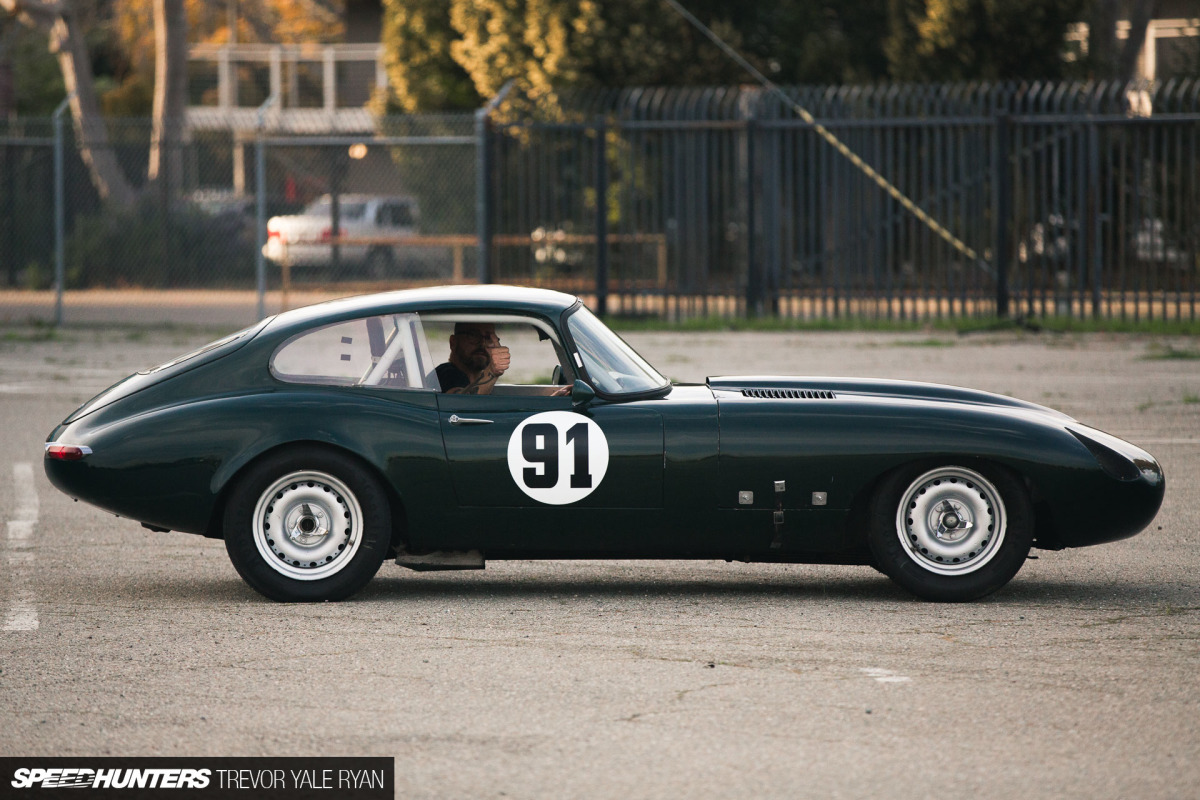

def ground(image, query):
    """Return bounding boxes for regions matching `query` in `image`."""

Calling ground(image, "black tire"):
[867,462,1033,602]
[223,448,391,602]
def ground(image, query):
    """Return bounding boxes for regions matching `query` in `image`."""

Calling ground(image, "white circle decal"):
[507,411,609,505]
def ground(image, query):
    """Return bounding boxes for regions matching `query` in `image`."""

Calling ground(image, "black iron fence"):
[1,80,1197,325]
[483,81,1200,321]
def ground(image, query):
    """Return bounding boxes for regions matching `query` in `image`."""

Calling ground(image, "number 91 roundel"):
[507,411,610,505]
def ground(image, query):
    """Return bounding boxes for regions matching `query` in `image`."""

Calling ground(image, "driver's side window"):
[421,317,574,395]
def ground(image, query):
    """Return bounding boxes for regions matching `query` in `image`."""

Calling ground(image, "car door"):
[435,392,664,553]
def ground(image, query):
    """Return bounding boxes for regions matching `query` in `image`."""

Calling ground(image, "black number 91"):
[522,422,592,489]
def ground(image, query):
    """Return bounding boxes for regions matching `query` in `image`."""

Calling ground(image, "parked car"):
[263,194,419,275]
[45,285,1164,603]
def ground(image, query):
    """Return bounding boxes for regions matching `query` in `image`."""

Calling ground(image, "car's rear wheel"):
[868,463,1033,601]
[223,449,390,602]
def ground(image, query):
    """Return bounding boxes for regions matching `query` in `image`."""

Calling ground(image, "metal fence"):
[0,110,478,326]
[1,80,1197,326]
[484,81,1200,321]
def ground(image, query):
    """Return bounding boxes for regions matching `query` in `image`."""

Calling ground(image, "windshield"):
[566,307,668,395]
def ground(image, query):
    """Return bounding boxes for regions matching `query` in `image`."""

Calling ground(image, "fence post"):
[993,114,1012,318]
[475,81,514,285]
[53,95,71,327]
[254,94,276,320]
[255,138,267,319]
[475,108,493,284]
[594,117,609,316]
[745,117,761,315]
[1088,120,1102,317]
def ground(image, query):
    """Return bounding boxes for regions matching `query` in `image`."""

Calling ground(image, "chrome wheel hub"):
[252,470,363,581]
[896,467,1006,576]
[286,503,330,546]
[932,499,973,541]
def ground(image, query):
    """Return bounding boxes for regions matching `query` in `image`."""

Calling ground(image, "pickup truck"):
[263,194,419,274]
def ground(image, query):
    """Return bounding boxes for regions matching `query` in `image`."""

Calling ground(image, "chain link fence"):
[0,111,477,327]
[1,80,1197,327]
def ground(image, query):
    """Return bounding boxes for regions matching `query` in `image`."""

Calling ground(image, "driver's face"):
[451,324,499,370]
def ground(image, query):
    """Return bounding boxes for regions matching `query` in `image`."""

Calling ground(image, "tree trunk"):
[1088,0,1162,84]
[2,0,137,207]
[148,0,187,202]
[51,12,137,207]
[1117,1,1159,84]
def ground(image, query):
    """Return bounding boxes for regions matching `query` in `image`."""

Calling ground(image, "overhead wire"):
[662,0,990,272]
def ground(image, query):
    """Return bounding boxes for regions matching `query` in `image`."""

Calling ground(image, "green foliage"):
[885,0,1087,81]
[1142,345,1200,361]
[100,74,154,117]
[64,197,256,288]
[380,0,897,111]
[8,23,65,115]
[379,0,1100,112]
[377,0,480,113]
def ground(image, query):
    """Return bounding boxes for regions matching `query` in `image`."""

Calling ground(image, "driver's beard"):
[464,348,491,371]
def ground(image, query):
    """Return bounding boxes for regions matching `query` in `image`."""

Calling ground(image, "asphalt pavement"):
[1,326,1197,799]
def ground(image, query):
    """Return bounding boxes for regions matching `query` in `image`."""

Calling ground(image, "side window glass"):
[422,316,572,393]
[271,313,436,389]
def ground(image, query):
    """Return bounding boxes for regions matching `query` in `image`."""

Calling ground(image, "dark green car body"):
[45,286,1164,596]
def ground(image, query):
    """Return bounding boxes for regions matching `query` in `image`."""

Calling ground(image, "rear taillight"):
[45,444,92,461]
[319,227,344,243]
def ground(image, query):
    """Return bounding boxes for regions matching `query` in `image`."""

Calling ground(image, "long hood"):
[706,375,1073,420]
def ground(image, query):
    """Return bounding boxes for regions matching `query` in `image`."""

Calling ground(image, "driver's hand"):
[487,345,511,375]
[551,385,571,397]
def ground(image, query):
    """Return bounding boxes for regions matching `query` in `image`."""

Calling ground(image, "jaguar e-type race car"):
[45,286,1164,602]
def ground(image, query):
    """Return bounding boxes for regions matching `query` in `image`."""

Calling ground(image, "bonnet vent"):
[741,388,836,400]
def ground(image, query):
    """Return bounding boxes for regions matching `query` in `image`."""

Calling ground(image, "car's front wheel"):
[223,449,390,602]
[868,463,1033,601]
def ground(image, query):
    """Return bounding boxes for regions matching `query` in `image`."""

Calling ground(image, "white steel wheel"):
[224,449,391,602]
[253,470,363,581]
[895,466,1005,576]
[868,461,1034,602]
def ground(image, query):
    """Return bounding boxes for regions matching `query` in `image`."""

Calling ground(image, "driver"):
[435,322,569,396]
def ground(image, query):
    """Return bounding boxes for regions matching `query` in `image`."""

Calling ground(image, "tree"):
[377,0,479,113]
[2,0,347,206]
[110,0,347,115]
[885,0,1087,82]
[1,0,139,206]
[1084,0,1161,83]
[376,0,895,113]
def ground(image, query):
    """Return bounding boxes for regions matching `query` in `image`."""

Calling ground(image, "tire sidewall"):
[868,461,1033,602]
[224,448,390,602]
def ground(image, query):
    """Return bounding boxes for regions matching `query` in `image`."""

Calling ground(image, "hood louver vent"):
[741,388,836,400]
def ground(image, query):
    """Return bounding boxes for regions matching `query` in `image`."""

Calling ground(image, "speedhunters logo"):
[12,768,210,789]
[2,758,392,798]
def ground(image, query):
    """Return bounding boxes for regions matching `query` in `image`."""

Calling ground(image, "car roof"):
[261,285,581,338]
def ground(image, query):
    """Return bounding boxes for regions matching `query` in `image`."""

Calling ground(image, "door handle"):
[449,414,494,426]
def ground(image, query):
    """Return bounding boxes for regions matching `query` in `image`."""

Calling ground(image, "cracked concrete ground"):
[1,325,1197,799]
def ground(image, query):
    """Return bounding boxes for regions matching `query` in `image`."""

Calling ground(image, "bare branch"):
[0,0,68,29]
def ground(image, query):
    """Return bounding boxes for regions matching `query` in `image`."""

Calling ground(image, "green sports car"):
[45,285,1164,602]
